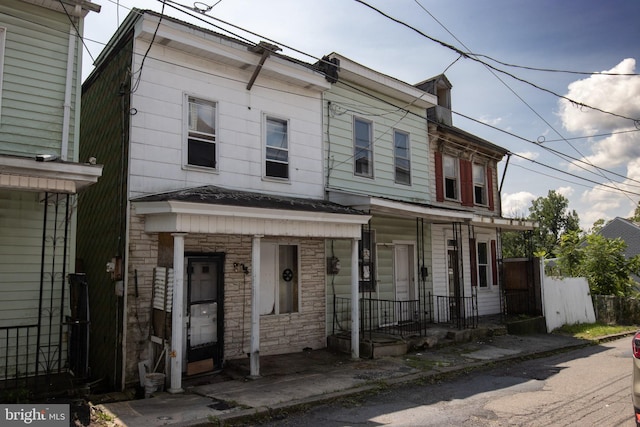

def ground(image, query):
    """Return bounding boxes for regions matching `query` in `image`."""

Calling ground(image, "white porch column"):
[250,235,263,378]
[351,238,360,359]
[168,232,186,393]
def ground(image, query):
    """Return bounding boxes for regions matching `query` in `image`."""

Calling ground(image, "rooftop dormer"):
[415,74,452,126]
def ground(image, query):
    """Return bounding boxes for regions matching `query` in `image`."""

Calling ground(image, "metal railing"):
[361,298,424,338]
[332,294,434,338]
[332,296,352,335]
[504,289,538,316]
[0,325,38,391]
[435,295,478,329]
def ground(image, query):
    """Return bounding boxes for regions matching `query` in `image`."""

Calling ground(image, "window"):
[394,130,411,185]
[473,163,486,205]
[265,116,289,179]
[260,243,299,315]
[187,97,217,169]
[443,155,458,200]
[477,241,489,288]
[354,118,373,177]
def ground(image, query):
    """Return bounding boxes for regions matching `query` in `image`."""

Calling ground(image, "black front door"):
[186,254,224,375]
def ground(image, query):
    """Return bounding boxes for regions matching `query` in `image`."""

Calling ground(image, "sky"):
[81,0,640,230]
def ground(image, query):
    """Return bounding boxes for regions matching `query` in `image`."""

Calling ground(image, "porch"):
[328,294,496,358]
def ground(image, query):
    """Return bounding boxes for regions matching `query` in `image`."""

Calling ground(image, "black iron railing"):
[0,324,38,390]
[503,288,538,316]
[332,294,434,338]
[435,295,478,329]
[332,296,352,335]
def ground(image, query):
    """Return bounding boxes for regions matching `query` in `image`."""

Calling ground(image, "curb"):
[195,338,600,426]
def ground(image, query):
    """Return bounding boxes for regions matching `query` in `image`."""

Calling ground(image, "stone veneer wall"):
[124,214,327,384]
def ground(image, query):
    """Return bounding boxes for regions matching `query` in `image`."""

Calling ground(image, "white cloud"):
[559,58,640,135]
[479,115,504,127]
[501,191,536,217]
[556,186,574,199]
[569,129,640,170]
[514,151,540,161]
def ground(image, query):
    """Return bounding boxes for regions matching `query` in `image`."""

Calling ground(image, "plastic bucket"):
[144,373,165,398]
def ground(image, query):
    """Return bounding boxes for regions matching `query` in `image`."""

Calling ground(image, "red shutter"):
[435,152,444,202]
[487,166,495,211]
[491,240,498,286]
[469,238,477,287]
[460,159,473,207]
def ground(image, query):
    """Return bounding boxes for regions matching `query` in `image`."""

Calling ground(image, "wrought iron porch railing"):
[503,288,539,316]
[0,324,38,391]
[332,295,434,338]
[435,295,478,329]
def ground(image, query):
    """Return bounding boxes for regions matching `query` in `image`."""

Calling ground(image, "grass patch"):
[554,322,637,340]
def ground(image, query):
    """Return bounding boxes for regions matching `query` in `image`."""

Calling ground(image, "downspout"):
[61,19,77,160]
[498,153,511,215]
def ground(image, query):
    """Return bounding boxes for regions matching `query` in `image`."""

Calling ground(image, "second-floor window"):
[473,163,487,205]
[265,116,289,179]
[187,97,217,169]
[394,130,411,185]
[354,117,373,178]
[443,155,458,200]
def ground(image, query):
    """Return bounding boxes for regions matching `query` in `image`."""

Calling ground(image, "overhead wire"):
[57,0,96,63]
[411,0,638,202]
[76,1,640,200]
[355,0,640,125]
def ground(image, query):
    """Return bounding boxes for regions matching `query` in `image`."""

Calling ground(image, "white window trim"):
[353,117,374,178]
[475,235,493,290]
[443,154,460,201]
[393,129,411,185]
[473,163,488,206]
[263,113,290,182]
[183,94,219,172]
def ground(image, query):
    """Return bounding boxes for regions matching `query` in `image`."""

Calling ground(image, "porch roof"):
[0,154,103,194]
[328,191,474,222]
[327,191,536,230]
[131,185,371,239]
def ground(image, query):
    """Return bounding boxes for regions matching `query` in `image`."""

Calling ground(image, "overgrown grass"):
[555,322,638,340]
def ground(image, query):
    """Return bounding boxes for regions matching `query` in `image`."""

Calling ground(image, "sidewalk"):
[96,331,603,427]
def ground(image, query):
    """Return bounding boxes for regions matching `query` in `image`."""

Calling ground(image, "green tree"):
[528,190,580,257]
[581,234,640,296]
[630,202,640,223]
[554,230,584,276]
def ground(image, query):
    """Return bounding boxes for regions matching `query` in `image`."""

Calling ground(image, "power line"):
[411,0,638,202]
[57,0,96,63]
[355,0,640,125]
[79,2,640,200]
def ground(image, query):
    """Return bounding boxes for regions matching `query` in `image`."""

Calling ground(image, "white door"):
[394,244,415,323]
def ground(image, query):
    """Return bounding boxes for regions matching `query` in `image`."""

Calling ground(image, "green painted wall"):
[78,33,134,389]
[324,83,431,203]
[0,0,80,159]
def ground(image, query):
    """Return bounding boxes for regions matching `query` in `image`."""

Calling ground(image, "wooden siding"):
[431,224,501,316]
[0,190,70,373]
[127,37,326,200]
[0,0,80,159]
[324,83,431,202]
[78,35,134,388]
[325,216,433,333]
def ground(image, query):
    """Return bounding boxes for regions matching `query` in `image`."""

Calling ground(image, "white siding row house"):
[74,8,533,392]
